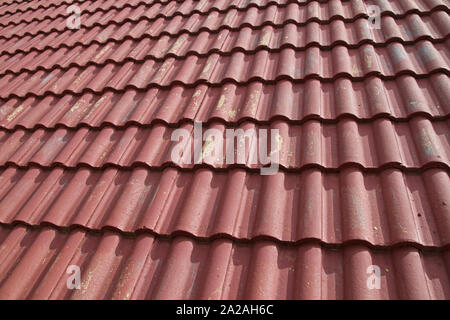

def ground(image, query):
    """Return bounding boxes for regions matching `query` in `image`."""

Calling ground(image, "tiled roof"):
[0,0,449,299]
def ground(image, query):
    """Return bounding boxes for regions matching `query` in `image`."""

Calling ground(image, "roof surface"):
[0,0,449,300]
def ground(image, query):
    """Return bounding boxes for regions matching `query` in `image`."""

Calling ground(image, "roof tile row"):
[0,167,448,246]
[0,0,219,27]
[1,41,448,99]
[0,0,360,27]
[0,117,448,169]
[0,225,449,299]
[1,0,445,18]
[2,13,449,75]
[0,0,185,15]
[1,0,447,52]
[1,75,448,130]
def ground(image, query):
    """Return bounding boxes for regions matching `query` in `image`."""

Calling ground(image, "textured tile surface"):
[1,42,449,102]
[0,167,448,246]
[1,75,448,130]
[0,0,449,299]
[0,118,448,169]
[1,12,449,77]
[0,225,449,300]
[1,0,448,55]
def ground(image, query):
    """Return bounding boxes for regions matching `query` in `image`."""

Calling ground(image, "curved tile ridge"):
[0,0,304,30]
[0,117,448,170]
[0,0,25,7]
[0,166,449,248]
[0,225,449,300]
[0,0,209,26]
[1,13,449,77]
[0,0,338,27]
[0,0,373,40]
[3,0,433,18]
[0,0,32,6]
[0,41,448,100]
[2,11,449,60]
[0,11,448,59]
[0,0,188,16]
[0,0,448,49]
[0,75,448,131]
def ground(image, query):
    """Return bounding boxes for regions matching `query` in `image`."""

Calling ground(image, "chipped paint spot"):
[408,100,424,110]
[245,91,259,114]
[202,58,213,75]
[287,151,294,161]
[156,60,171,78]
[85,95,107,118]
[41,73,54,85]
[169,36,186,54]
[352,63,360,74]
[373,84,381,96]
[202,135,215,158]
[258,30,271,46]
[276,134,283,150]
[114,264,133,299]
[216,94,226,110]
[419,128,435,156]
[207,287,222,300]
[0,104,13,118]
[6,105,24,122]
[94,44,112,61]
[193,89,202,98]
[81,270,94,295]
[191,89,203,109]
[70,98,87,113]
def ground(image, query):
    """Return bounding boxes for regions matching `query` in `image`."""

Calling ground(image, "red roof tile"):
[0,0,449,299]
